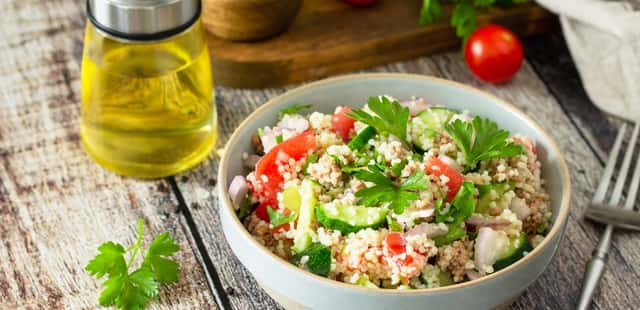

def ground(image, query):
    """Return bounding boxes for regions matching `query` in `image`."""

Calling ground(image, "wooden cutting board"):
[205,0,557,88]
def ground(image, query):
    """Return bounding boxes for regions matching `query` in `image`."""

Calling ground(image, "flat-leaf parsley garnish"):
[445,116,524,171]
[86,219,180,309]
[354,168,428,214]
[348,96,410,144]
[434,181,477,246]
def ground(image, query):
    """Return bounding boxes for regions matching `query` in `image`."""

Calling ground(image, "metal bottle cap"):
[87,0,200,41]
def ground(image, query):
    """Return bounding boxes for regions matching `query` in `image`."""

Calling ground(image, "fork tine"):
[593,123,627,204]
[624,123,640,210]
[609,123,640,205]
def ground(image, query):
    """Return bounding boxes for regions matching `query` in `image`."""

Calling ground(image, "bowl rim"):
[217,72,571,295]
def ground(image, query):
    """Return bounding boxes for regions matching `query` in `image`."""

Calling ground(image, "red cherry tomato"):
[425,156,464,201]
[342,0,378,7]
[332,106,356,142]
[254,130,316,217]
[464,24,523,83]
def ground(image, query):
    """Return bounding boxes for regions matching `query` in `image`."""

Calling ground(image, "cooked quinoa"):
[229,96,550,289]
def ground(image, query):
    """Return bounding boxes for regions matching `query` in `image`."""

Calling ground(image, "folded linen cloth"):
[535,0,640,121]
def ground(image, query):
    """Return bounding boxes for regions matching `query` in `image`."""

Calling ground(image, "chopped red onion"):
[465,214,511,228]
[228,175,248,209]
[466,270,482,281]
[474,227,510,270]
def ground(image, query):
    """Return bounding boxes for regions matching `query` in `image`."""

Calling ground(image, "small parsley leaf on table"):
[445,116,524,171]
[354,168,428,214]
[348,96,411,144]
[86,219,180,310]
[419,0,443,25]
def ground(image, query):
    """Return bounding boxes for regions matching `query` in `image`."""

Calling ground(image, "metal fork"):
[578,122,640,310]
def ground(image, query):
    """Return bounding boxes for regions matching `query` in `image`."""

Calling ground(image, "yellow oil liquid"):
[80,21,217,178]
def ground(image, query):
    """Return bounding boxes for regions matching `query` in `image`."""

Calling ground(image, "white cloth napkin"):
[535,0,640,121]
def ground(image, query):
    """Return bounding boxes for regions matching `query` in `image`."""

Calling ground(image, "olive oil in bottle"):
[81,1,216,178]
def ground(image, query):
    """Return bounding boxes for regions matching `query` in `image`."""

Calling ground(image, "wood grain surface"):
[0,0,216,308]
[1,0,637,309]
[206,0,557,88]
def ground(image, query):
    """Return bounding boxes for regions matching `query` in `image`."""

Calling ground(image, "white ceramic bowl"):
[218,73,571,310]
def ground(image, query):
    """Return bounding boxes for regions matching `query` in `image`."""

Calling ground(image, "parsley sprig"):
[420,0,528,40]
[86,219,180,310]
[348,96,411,144]
[445,116,524,171]
[354,168,428,214]
[434,181,477,245]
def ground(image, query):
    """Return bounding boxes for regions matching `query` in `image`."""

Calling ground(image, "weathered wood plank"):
[0,0,217,308]
[177,43,639,309]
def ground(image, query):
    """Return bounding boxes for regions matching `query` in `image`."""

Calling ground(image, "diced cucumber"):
[281,185,301,213]
[410,107,458,150]
[354,274,378,288]
[348,126,376,150]
[294,242,332,277]
[316,203,387,234]
[293,179,319,254]
[493,233,532,271]
[476,182,513,214]
[420,266,455,288]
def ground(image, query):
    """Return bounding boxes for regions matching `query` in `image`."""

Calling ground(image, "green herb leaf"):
[475,0,496,7]
[302,152,319,175]
[354,169,428,214]
[294,243,332,277]
[267,206,297,227]
[142,233,180,284]
[348,96,410,143]
[445,116,525,171]
[451,0,478,40]
[434,182,477,245]
[275,134,284,144]
[86,242,127,279]
[87,220,180,310]
[279,104,312,118]
[419,0,442,25]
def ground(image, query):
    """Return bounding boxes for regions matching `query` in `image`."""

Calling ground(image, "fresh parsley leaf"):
[142,233,180,284]
[451,0,478,40]
[86,241,127,279]
[419,0,442,25]
[267,206,297,227]
[237,194,257,220]
[445,116,524,171]
[348,96,410,143]
[354,169,428,214]
[275,134,284,144]
[86,219,180,310]
[434,182,477,246]
[390,159,407,176]
[279,104,312,118]
[294,243,331,277]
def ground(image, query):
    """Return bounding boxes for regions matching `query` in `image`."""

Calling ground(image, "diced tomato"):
[425,156,464,201]
[254,130,316,220]
[254,202,271,222]
[385,232,414,265]
[385,232,406,256]
[332,106,356,142]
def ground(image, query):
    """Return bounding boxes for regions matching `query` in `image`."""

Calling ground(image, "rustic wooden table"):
[1,1,638,309]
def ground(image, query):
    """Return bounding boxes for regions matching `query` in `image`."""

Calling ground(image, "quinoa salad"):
[228,96,550,289]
